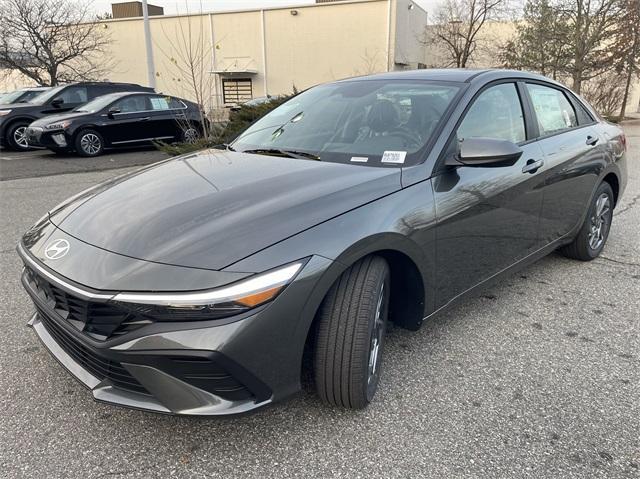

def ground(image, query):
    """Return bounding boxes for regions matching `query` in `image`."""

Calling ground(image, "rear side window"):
[457,83,526,143]
[572,97,595,125]
[526,84,578,135]
[150,96,171,110]
[149,96,185,110]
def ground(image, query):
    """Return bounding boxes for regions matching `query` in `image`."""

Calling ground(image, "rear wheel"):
[182,126,200,144]
[75,129,104,157]
[7,121,31,151]
[313,256,390,409]
[560,182,614,261]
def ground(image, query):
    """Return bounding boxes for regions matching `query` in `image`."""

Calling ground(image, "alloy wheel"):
[367,282,386,396]
[80,133,101,155]
[13,126,28,149]
[183,128,199,144]
[588,193,611,251]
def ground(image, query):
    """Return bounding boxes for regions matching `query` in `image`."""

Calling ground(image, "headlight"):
[44,120,72,130]
[0,110,12,116]
[111,260,305,321]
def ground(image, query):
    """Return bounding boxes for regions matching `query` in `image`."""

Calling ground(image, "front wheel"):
[560,182,614,261]
[75,129,104,157]
[313,256,390,409]
[7,121,31,151]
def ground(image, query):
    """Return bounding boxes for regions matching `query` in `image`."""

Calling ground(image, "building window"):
[222,78,253,104]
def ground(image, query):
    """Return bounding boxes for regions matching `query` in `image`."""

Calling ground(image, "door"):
[101,95,154,144]
[147,95,187,141]
[432,82,546,308]
[42,85,88,114]
[523,82,604,245]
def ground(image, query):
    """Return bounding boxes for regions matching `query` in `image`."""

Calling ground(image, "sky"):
[90,0,439,17]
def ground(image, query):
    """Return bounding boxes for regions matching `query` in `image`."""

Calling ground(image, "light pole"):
[142,0,156,89]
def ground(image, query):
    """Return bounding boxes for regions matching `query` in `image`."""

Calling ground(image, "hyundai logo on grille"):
[44,239,70,260]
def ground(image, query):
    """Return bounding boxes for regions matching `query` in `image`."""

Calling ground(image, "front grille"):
[24,266,151,340]
[36,305,148,395]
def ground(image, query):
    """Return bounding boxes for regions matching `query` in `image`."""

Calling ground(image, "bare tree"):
[0,0,113,86]
[610,0,640,119]
[581,72,627,117]
[426,0,507,68]
[559,0,622,94]
[155,2,216,138]
[501,0,572,79]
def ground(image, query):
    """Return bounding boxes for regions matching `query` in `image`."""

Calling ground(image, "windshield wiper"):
[241,148,320,160]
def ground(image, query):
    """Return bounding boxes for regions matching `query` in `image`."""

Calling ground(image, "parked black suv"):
[0,82,154,151]
[26,92,204,156]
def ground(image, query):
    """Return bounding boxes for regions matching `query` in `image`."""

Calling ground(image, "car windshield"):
[0,90,28,104]
[231,80,460,166]
[30,85,66,105]
[75,94,123,113]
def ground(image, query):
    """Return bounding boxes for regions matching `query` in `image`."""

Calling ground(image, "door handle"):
[139,117,151,122]
[522,159,544,174]
[586,135,599,146]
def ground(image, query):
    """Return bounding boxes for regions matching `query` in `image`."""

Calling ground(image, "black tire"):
[313,255,390,409]
[74,129,104,157]
[560,182,614,261]
[6,121,31,151]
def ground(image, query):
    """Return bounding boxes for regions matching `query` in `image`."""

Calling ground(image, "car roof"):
[18,86,50,91]
[340,68,554,84]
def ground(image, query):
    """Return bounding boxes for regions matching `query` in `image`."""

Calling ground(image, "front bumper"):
[26,126,70,150]
[28,311,271,415]
[19,238,333,415]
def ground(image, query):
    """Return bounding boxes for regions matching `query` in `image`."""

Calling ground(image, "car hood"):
[49,149,402,271]
[0,102,38,112]
[30,111,88,126]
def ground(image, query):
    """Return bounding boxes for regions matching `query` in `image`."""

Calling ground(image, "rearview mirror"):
[448,138,523,167]
[107,107,121,118]
[51,97,64,107]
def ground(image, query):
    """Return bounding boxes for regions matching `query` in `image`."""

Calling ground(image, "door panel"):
[524,82,604,244]
[432,82,545,308]
[535,127,603,243]
[433,141,545,307]
[102,95,153,144]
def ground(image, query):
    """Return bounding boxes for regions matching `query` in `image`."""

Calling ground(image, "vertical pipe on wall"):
[208,13,220,109]
[261,10,268,96]
[386,0,392,71]
[141,0,156,89]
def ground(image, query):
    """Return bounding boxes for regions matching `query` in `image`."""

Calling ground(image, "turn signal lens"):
[233,285,283,307]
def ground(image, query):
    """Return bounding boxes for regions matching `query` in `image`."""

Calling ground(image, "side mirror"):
[107,107,121,118]
[447,138,523,167]
[51,97,64,108]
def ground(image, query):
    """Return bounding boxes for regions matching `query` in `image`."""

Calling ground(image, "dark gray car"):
[18,69,627,415]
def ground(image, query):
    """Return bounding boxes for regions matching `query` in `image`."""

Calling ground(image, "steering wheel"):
[388,128,423,149]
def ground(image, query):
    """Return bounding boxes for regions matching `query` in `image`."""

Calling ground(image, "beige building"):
[2,0,637,115]
[90,0,429,110]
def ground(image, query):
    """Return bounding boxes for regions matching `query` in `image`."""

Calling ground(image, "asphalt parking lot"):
[0,147,168,181]
[0,124,638,479]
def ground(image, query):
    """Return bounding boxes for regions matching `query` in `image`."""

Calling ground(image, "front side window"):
[112,95,149,113]
[526,83,577,135]
[457,83,526,144]
[57,86,88,104]
[231,80,460,166]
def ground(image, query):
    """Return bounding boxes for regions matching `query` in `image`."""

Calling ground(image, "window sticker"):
[350,156,369,163]
[381,151,406,164]
[150,97,170,110]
